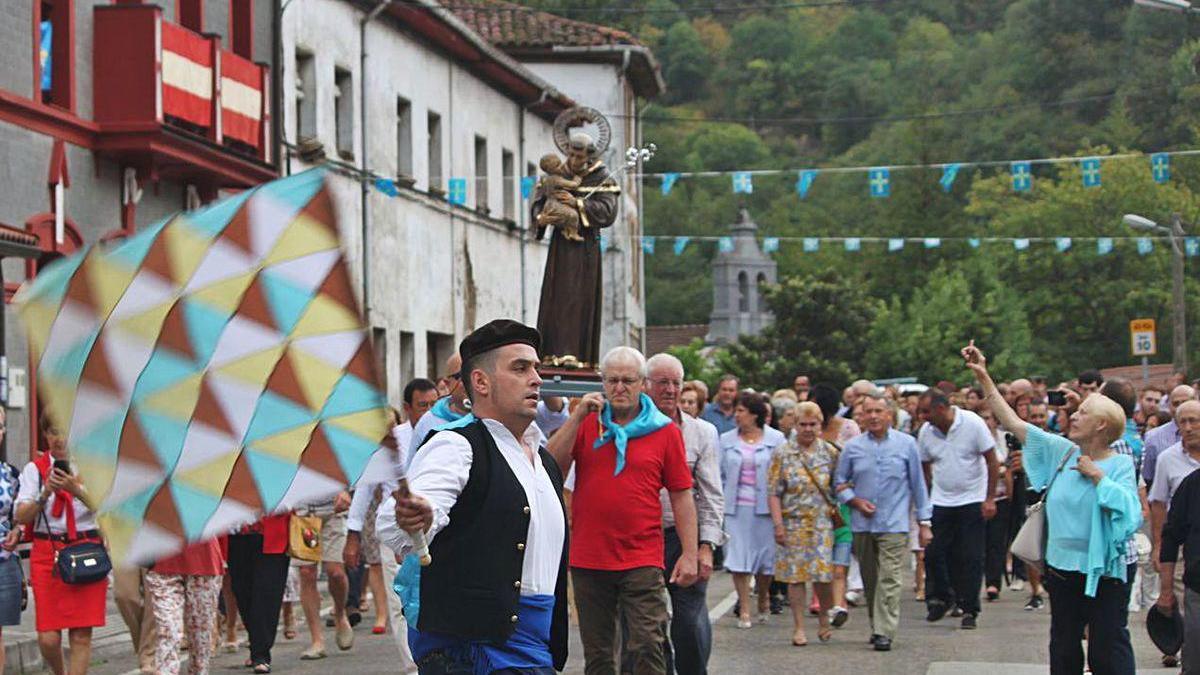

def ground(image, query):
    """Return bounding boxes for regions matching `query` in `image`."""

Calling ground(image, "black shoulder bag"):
[36,471,110,585]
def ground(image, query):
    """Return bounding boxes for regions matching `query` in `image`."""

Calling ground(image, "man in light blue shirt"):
[700,375,738,435]
[835,392,932,652]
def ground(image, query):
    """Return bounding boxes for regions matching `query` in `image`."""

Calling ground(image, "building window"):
[37,0,74,111]
[427,111,442,191]
[229,0,253,59]
[474,135,488,212]
[371,327,388,395]
[426,332,454,381]
[400,331,415,386]
[756,272,768,312]
[334,67,354,160]
[294,51,316,142]
[738,271,749,312]
[177,0,203,31]
[396,97,413,179]
[501,149,515,221]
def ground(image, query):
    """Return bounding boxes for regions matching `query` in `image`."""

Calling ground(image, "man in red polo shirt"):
[548,346,699,675]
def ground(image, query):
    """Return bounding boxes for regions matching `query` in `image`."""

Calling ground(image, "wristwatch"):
[918,520,932,527]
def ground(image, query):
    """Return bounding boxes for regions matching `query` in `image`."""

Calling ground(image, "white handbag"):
[1010,448,1076,568]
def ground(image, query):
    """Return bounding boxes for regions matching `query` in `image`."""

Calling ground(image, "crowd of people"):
[4,319,1200,675]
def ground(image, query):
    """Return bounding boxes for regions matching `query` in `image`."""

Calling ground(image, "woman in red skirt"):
[14,414,106,675]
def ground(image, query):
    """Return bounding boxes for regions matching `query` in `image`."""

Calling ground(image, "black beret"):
[1147,603,1185,655]
[459,319,541,366]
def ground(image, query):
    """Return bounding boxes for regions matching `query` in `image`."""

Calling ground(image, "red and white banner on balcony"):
[221,51,263,148]
[161,22,213,129]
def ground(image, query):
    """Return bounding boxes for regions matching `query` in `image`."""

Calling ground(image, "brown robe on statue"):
[532,161,620,366]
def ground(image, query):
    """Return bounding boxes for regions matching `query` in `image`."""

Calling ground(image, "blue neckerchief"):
[430,396,466,424]
[594,393,672,476]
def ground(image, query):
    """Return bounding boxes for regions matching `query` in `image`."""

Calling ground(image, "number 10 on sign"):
[1131,319,1157,357]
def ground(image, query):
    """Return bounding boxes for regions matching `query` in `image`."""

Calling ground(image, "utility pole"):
[1171,213,1189,376]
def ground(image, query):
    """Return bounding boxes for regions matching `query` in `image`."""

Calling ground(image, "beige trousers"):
[114,566,157,671]
[852,532,908,640]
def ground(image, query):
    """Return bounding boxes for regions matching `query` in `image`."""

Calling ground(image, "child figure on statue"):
[535,154,585,242]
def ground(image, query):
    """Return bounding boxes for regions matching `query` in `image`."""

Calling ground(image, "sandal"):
[818,626,833,643]
[792,633,808,647]
[283,626,297,640]
[372,625,387,634]
[253,664,271,674]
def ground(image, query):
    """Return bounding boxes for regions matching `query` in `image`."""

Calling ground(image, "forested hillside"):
[524,0,1200,385]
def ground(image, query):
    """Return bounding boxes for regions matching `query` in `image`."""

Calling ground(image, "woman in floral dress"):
[769,401,837,646]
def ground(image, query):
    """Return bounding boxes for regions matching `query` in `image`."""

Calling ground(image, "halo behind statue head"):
[554,107,612,157]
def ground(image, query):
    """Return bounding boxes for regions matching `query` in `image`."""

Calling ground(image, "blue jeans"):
[416,649,555,675]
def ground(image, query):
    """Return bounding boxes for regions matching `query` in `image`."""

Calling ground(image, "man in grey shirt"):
[646,353,725,675]
[1144,385,1196,488]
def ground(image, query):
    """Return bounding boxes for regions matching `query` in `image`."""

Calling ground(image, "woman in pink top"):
[145,539,225,675]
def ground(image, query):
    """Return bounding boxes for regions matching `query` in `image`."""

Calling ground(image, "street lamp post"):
[1134,0,1200,13]
[1123,213,1190,376]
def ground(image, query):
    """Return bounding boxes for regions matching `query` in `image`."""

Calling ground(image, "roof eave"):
[386,0,576,120]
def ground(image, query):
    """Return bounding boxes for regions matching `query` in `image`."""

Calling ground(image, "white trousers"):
[380,543,419,674]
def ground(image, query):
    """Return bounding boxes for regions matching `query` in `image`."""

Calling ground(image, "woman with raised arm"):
[963,341,1141,675]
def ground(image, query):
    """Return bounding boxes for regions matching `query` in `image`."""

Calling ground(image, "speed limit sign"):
[1130,318,1157,357]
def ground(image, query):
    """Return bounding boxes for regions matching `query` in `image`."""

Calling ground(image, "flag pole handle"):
[394,479,432,566]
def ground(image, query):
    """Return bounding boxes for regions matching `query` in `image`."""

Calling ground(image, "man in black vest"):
[379,319,569,674]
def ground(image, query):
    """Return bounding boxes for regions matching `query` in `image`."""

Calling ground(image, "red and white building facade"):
[0,0,277,464]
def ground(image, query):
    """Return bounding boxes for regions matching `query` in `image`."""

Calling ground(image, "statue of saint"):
[532,110,621,368]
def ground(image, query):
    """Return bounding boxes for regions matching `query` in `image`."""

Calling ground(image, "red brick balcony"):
[92,4,274,189]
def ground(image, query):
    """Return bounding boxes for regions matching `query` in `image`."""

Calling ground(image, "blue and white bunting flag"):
[448,178,468,205]
[661,173,680,196]
[869,168,890,198]
[1081,158,1102,188]
[1055,237,1072,252]
[924,238,941,249]
[1187,237,1200,258]
[888,238,905,252]
[718,236,734,253]
[641,238,655,255]
[968,238,981,249]
[940,164,961,193]
[1013,238,1030,251]
[520,176,536,199]
[732,172,753,194]
[1137,238,1154,255]
[1097,238,1114,255]
[845,238,861,252]
[797,170,818,199]
[1152,154,1171,184]
[673,236,691,256]
[763,237,780,254]
[374,177,399,197]
[803,238,819,252]
[1011,162,1032,192]
[599,233,609,254]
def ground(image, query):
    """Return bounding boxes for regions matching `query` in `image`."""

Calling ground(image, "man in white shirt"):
[916,390,999,629]
[377,320,569,673]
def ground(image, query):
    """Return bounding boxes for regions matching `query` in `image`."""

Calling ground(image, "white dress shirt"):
[348,422,413,532]
[16,461,98,534]
[377,418,565,597]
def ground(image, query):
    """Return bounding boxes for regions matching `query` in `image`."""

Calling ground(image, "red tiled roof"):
[1101,363,1179,392]
[645,324,710,357]
[448,0,643,49]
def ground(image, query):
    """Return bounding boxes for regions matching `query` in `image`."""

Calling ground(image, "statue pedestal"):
[539,367,602,398]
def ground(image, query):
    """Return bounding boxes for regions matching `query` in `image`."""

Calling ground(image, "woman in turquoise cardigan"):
[963,341,1140,675]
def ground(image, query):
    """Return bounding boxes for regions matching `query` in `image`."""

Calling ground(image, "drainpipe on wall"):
[360,0,395,324]
[518,90,548,324]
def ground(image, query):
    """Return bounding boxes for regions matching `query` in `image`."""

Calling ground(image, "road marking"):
[708,589,738,622]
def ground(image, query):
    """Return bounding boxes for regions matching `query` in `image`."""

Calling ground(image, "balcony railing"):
[94,4,271,164]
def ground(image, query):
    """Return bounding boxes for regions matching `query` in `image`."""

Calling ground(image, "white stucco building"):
[282,0,580,401]
[451,0,664,353]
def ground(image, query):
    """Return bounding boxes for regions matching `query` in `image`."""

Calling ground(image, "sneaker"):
[950,606,964,618]
[1162,655,1180,667]
[1024,595,1044,611]
[829,606,849,628]
[845,590,864,607]
[769,596,784,615]
[926,600,949,622]
[961,613,977,630]
[1009,579,1026,592]
[873,636,892,652]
